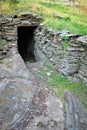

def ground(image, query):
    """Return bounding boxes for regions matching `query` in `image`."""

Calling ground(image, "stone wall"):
[0,13,87,85]
[0,13,42,59]
[34,26,87,85]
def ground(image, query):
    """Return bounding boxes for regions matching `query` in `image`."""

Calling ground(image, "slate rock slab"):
[65,91,87,130]
[0,48,35,130]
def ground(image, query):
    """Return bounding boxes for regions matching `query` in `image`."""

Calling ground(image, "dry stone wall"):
[0,13,42,59]
[0,13,87,85]
[34,26,87,85]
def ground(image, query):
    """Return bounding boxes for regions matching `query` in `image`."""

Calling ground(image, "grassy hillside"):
[0,0,87,35]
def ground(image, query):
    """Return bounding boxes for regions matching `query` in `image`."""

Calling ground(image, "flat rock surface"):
[0,48,35,130]
[0,48,65,130]
[65,91,87,130]
[0,45,87,130]
[76,36,87,45]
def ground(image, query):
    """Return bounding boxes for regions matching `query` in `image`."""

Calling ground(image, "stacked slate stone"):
[0,15,17,59]
[0,13,42,41]
[0,13,87,85]
[34,26,87,85]
[77,36,87,86]
[0,13,42,60]
[0,39,12,60]
[61,34,85,76]
[20,12,42,26]
[34,26,54,61]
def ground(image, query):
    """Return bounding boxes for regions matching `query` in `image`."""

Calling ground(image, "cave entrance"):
[17,25,37,62]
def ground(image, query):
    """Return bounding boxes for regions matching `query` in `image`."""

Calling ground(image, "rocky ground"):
[0,46,87,130]
[0,13,87,130]
[0,46,65,130]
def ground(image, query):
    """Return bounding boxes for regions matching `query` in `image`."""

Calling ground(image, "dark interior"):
[17,26,37,62]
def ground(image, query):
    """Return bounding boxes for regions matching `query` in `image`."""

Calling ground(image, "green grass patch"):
[0,60,4,64]
[0,0,87,34]
[61,41,69,48]
[0,0,87,106]
[0,39,8,46]
[38,63,87,107]
[26,61,30,64]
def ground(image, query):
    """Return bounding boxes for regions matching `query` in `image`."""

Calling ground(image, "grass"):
[61,41,69,48]
[0,39,8,46]
[0,0,87,35]
[0,60,4,64]
[37,63,87,107]
[0,0,87,106]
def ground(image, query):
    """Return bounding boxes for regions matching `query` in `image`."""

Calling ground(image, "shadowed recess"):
[17,26,37,62]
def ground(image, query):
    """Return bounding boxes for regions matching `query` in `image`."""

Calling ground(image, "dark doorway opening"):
[17,26,37,62]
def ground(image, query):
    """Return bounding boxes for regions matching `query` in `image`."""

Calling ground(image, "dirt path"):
[9,61,65,130]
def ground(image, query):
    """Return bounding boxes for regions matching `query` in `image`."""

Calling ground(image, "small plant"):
[61,50,67,56]
[0,60,4,64]
[65,17,71,21]
[8,0,19,4]
[60,33,68,41]
[26,61,30,64]
[77,57,83,68]
[61,40,69,48]
[35,73,41,78]
[37,121,44,127]
[16,75,25,79]
[0,39,8,46]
